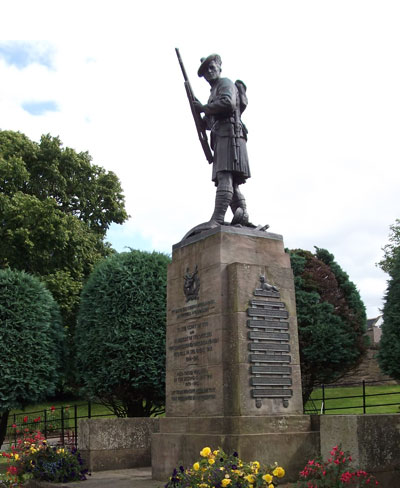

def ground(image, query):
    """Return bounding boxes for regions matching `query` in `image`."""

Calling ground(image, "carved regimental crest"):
[247,275,293,409]
[183,265,200,302]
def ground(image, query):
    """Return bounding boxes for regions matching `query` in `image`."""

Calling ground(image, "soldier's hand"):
[193,100,204,113]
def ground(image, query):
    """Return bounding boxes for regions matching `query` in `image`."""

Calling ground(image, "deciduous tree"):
[377,219,400,276]
[0,130,128,329]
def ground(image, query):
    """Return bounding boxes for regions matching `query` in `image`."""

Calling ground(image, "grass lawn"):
[304,383,400,414]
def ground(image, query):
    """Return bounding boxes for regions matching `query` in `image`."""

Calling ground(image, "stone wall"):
[320,414,400,487]
[78,417,159,472]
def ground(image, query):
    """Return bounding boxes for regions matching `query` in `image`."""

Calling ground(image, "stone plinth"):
[152,227,319,481]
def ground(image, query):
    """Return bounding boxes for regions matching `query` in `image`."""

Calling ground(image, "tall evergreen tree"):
[289,248,367,402]
[378,249,400,379]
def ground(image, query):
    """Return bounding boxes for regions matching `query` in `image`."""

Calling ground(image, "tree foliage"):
[75,250,170,417]
[377,231,400,379]
[0,268,64,446]
[0,130,128,328]
[289,248,367,402]
[377,218,400,276]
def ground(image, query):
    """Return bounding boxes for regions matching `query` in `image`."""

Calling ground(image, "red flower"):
[23,416,28,423]
[34,416,41,423]
[50,406,55,412]
[7,465,18,475]
[12,423,17,428]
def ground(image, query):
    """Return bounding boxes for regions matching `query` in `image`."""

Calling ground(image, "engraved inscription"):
[252,389,293,398]
[249,331,289,341]
[249,353,291,363]
[251,377,292,386]
[251,365,292,375]
[248,308,289,319]
[247,319,289,329]
[249,343,290,352]
[169,314,219,404]
[169,319,219,363]
[172,300,216,319]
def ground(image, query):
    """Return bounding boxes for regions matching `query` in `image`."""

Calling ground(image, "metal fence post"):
[362,380,366,414]
[13,413,17,446]
[44,409,47,439]
[61,406,65,446]
[74,404,78,448]
[88,400,91,419]
[322,384,326,414]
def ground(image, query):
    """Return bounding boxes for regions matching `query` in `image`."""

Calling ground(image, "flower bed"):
[165,446,286,487]
[0,430,87,487]
[294,445,380,487]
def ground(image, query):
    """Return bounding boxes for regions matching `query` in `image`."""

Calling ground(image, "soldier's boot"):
[209,189,233,226]
[230,194,250,226]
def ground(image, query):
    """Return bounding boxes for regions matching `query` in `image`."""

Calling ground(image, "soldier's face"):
[204,61,221,82]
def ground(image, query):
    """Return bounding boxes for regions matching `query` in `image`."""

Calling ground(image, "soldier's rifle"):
[175,48,213,164]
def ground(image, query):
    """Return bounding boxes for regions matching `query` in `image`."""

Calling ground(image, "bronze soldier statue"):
[176,50,267,239]
[193,54,252,229]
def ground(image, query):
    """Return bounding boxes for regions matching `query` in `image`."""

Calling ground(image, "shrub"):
[75,250,170,417]
[0,268,65,447]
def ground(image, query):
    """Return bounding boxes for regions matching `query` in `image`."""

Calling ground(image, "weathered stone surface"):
[152,415,320,482]
[153,227,311,480]
[78,418,159,472]
[320,415,400,488]
[165,227,303,419]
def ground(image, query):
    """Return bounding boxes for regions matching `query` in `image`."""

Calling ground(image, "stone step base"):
[152,415,320,482]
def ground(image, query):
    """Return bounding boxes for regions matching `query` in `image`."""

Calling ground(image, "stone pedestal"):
[152,227,320,481]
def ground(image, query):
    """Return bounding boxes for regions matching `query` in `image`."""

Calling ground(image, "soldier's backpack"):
[235,80,248,114]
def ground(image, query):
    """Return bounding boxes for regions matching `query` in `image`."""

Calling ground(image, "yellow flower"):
[245,474,255,483]
[213,449,219,456]
[200,447,212,457]
[14,454,19,461]
[193,462,200,471]
[262,473,273,483]
[208,458,215,465]
[268,485,274,488]
[273,466,285,478]
[221,479,231,487]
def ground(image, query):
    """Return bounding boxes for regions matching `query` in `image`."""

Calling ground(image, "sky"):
[1,0,399,318]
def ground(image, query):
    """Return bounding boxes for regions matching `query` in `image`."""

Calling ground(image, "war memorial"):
[151,51,320,481]
[150,51,400,486]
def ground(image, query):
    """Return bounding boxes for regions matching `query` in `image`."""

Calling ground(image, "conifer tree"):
[378,251,400,379]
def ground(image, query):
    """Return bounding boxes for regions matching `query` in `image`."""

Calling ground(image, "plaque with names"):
[247,275,293,408]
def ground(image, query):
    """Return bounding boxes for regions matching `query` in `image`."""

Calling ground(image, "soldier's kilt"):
[212,135,251,186]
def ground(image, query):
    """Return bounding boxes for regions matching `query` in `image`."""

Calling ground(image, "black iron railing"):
[304,379,400,415]
[6,401,115,447]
